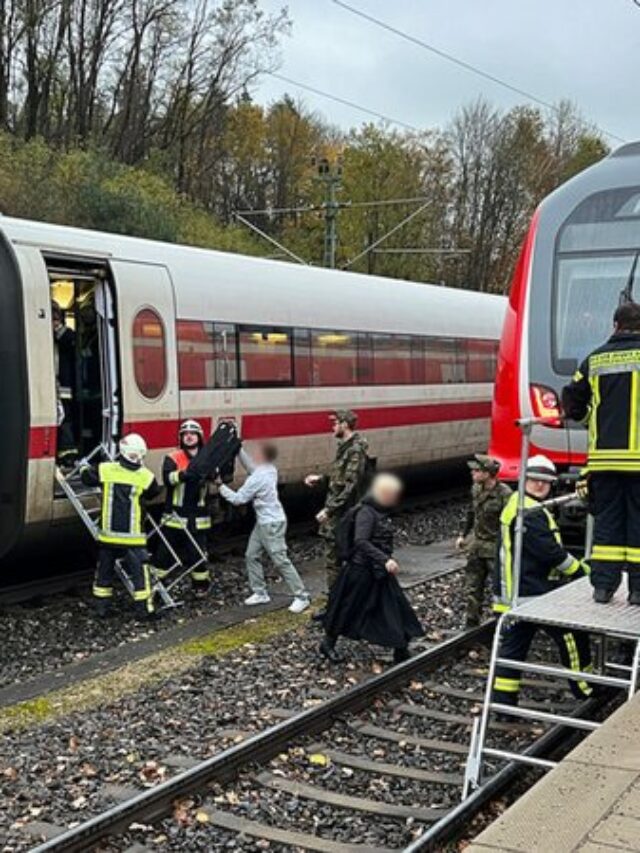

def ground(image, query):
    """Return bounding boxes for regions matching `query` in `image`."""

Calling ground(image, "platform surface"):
[394,542,464,588]
[510,576,640,640]
[468,692,640,852]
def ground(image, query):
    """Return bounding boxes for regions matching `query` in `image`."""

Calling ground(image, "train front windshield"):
[553,187,640,375]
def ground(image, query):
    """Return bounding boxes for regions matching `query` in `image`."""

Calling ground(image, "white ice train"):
[0,216,505,568]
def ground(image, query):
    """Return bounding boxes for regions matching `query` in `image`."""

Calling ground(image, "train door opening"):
[47,258,120,467]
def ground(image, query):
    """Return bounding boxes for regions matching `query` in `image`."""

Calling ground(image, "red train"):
[490,141,640,478]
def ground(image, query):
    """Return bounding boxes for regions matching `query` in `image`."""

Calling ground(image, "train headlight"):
[529,384,563,428]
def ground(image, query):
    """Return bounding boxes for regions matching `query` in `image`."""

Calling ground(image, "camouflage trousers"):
[320,518,342,592]
[464,553,494,628]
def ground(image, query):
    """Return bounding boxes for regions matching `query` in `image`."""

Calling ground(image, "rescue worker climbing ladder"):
[492,455,593,706]
[152,419,212,596]
[79,434,160,620]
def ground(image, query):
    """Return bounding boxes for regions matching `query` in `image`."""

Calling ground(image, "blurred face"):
[526,478,552,499]
[182,430,200,449]
[372,477,403,508]
[471,469,490,485]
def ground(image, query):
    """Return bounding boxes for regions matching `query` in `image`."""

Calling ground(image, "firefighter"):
[304,410,370,596]
[492,455,593,706]
[152,419,213,596]
[456,454,511,628]
[562,301,640,604]
[80,434,160,620]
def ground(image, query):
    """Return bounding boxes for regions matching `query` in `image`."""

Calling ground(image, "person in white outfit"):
[218,443,310,614]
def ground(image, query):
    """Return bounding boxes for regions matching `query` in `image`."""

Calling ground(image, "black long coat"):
[323,499,424,648]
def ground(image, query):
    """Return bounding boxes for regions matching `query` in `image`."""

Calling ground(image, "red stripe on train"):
[28,402,490,458]
[29,426,57,459]
[241,401,491,439]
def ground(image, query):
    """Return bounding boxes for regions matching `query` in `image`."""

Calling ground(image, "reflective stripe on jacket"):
[162,449,211,529]
[97,461,156,546]
[562,332,640,472]
[493,492,585,613]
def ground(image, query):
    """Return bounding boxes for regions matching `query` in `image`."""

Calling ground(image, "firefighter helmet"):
[179,419,204,438]
[526,454,557,483]
[119,433,148,465]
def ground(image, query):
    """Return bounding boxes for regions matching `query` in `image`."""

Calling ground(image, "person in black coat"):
[320,473,424,664]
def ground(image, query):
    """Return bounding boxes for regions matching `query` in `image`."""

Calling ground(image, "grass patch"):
[0,603,314,735]
[182,605,311,655]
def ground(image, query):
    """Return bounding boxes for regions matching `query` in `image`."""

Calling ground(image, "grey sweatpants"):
[246,521,308,599]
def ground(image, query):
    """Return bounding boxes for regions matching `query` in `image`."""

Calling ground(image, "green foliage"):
[0,133,264,253]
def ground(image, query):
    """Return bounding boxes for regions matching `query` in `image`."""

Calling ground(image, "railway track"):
[29,621,608,853]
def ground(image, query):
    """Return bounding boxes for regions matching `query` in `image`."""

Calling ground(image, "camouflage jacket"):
[463,481,512,558]
[324,432,369,520]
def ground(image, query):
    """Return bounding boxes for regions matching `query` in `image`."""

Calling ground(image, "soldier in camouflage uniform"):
[305,410,369,593]
[456,454,511,628]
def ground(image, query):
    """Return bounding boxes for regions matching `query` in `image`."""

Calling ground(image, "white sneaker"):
[244,592,271,606]
[289,596,310,614]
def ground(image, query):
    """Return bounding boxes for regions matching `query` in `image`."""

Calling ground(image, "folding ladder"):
[55,445,201,610]
[463,416,640,797]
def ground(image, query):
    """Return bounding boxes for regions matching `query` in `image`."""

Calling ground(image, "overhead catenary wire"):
[331,0,627,145]
[236,196,430,217]
[266,71,422,133]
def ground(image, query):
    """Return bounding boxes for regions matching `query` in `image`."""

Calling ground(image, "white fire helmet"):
[119,433,148,465]
[179,419,204,438]
[525,454,557,483]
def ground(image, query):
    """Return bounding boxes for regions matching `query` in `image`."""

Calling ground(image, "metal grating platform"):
[511,577,640,640]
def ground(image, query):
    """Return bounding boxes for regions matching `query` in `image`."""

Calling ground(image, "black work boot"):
[192,581,211,599]
[629,590,640,606]
[593,588,614,604]
[319,636,344,664]
[94,602,115,619]
[393,647,411,664]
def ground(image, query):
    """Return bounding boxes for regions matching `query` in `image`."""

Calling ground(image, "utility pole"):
[315,157,343,268]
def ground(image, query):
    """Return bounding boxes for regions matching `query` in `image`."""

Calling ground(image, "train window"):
[463,338,497,382]
[372,334,412,384]
[293,329,313,386]
[177,320,237,389]
[559,187,640,254]
[357,333,373,384]
[426,338,460,383]
[554,187,640,373]
[311,330,358,386]
[133,308,167,399]
[410,337,425,384]
[554,254,640,373]
[238,326,292,387]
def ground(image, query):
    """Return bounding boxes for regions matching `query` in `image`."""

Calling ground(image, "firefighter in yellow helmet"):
[79,434,160,620]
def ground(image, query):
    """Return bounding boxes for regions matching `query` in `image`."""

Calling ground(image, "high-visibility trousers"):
[589,472,640,594]
[93,545,154,615]
[493,621,592,705]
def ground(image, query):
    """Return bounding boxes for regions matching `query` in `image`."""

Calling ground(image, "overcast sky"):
[253,0,639,145]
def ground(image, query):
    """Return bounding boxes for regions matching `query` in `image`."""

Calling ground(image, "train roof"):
[540,140,640,218]
[0,215,505,338]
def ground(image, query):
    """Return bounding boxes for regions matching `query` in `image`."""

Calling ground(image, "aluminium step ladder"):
[55,444,193,610]
[463,416,640,798]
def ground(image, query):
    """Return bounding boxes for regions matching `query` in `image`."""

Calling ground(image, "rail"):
[32,622,494,853]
